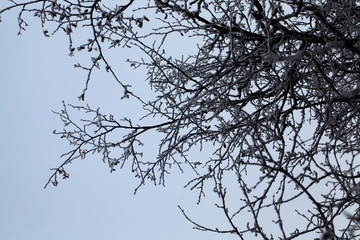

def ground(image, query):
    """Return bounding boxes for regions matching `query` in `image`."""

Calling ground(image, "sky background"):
[0,2,240,240]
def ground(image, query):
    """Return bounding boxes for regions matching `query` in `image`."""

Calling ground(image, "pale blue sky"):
[0,4,240,240]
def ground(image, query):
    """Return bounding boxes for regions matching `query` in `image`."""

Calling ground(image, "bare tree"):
[2,0,360,239]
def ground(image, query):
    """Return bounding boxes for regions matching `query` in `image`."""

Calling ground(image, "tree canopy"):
[2,0,360,239]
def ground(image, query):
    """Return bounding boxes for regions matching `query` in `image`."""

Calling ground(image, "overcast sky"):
[0,3,242,240]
